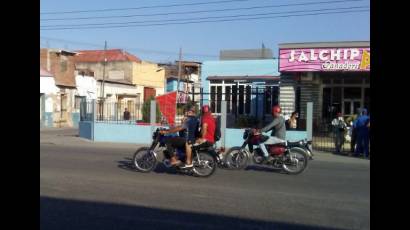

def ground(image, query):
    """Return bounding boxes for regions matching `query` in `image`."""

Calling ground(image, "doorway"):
[343,99,361,115]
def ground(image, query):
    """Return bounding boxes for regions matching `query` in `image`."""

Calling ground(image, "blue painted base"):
[72,112,80,128]
[79,122,308,148]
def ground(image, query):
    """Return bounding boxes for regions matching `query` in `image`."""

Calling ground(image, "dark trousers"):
[350,129,356,153]
[355,130,369,157]
[334,131,344,153]
[164,137,186,158]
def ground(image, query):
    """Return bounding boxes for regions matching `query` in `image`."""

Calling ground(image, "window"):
[344,87,361,99]
[225,86,231,113]
[74,96,85,111]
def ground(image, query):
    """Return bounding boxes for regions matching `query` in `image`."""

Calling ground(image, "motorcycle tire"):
[282,147,309,175]
[192,151,216,177]
[133,147,157,173]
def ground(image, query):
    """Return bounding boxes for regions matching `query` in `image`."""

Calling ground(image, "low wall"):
[79,122,308,148]
[72,112,80,128]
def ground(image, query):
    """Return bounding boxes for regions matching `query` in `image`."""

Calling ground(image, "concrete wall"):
[79,122,307,148]
[75,61,134,83]
[132,61,165,89]
[201,59,280,104]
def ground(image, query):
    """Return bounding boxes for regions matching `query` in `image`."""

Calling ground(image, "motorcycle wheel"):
[282,147,308,175]
[133,147,157,172]
[225,147,249,170]
[192,152,216,177]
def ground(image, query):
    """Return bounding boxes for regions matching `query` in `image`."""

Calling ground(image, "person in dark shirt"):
[123,108,130,120]
[160,106,199,167]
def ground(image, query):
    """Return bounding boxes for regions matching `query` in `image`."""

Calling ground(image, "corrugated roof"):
[74,49,141,63]
[40,67,53,77]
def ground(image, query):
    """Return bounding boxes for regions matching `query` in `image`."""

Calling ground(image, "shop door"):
[343,99,361,116]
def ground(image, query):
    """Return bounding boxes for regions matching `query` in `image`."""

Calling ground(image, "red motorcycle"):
[225,129,309,174]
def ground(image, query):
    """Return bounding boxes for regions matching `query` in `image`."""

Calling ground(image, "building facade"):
[40,48,78,128]
[74,49,165,105]
[278,41,370,128]
[201,57,280,126]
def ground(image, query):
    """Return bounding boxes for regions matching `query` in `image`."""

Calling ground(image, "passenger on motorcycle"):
[256,105,287,159]
[183,105,217,168]
[159,106,199,168]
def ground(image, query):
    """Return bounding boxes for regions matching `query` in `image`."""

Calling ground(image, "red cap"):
[272,106,281,114]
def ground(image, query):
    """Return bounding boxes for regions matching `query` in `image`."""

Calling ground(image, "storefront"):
[278,41,370,125]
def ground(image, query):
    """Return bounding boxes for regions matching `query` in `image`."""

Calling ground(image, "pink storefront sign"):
[279,47,370,72]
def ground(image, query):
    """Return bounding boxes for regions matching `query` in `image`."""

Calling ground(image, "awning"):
[207,75,280,81]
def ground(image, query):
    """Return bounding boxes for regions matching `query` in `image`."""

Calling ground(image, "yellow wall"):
[132,61,165,89]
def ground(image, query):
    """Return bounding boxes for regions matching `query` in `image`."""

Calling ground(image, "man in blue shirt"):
[355,108,370,158]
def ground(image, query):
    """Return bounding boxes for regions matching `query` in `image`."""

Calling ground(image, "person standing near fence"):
[123,108,130,120]
[287,111,298,130]
[355,108,370,158]
[350,109,361,154]
[332,112,347,153]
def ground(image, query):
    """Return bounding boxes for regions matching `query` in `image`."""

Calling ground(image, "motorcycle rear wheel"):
[282,147,308,175]
[192,152,216,177]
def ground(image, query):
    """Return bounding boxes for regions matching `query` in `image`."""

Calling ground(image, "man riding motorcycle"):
[256,105,287,161]
[159,106,199,168]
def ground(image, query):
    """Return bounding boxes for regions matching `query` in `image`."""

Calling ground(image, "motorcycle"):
[225,128,309,175]
[133,128,220,177]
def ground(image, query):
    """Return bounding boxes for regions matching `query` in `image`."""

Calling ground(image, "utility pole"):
[101,41,107,99]
[177,47,182,93]
[100,41,107,120]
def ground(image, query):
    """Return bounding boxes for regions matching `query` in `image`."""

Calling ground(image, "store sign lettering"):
[279,47,370,72]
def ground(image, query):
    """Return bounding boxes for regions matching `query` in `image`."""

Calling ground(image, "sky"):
[40,0,370,63]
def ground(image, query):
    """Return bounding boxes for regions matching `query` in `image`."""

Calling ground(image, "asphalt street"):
[40,128,370,230]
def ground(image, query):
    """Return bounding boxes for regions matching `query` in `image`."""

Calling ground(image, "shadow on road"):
[117,157,181,176]
[244,165,286,174]
[40,196,347,230]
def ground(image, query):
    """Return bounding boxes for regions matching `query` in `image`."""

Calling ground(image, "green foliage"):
[142,96,161,123]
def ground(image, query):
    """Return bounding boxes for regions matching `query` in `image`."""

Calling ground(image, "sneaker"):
[180,163,193,169]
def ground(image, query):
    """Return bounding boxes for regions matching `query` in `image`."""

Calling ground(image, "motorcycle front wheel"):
[133,147,157,172]
[282,147,308,175]
[192,152,216,177]
[225,147,249,170]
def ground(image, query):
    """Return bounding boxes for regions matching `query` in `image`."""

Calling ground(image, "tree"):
[142,97,161,123]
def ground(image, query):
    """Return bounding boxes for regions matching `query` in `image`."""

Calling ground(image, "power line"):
[40,9,369,30]
[40,36,219,58]
[41,5,369,28]
[40,0,365,21]
[40,0,252,15]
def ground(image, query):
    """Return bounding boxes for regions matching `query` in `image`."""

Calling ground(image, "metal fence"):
[312,119,370,154]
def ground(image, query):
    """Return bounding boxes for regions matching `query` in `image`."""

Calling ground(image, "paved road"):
[40,129,370,230]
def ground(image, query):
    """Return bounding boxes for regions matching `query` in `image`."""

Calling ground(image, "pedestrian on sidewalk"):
[355,108,370,158]
[332,112,347,154]
[123,108,130,120]
[350,109,361,154]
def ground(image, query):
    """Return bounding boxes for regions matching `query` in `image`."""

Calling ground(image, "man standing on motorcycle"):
[257,105,287,160]
[159,105,199,168]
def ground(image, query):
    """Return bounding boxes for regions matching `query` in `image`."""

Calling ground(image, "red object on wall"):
[144,87,156,102]
[156,91,177,126]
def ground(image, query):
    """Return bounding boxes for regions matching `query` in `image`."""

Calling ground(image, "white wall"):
[40,77,59,94]
[97,82,139,102]
[75,75,97,100]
